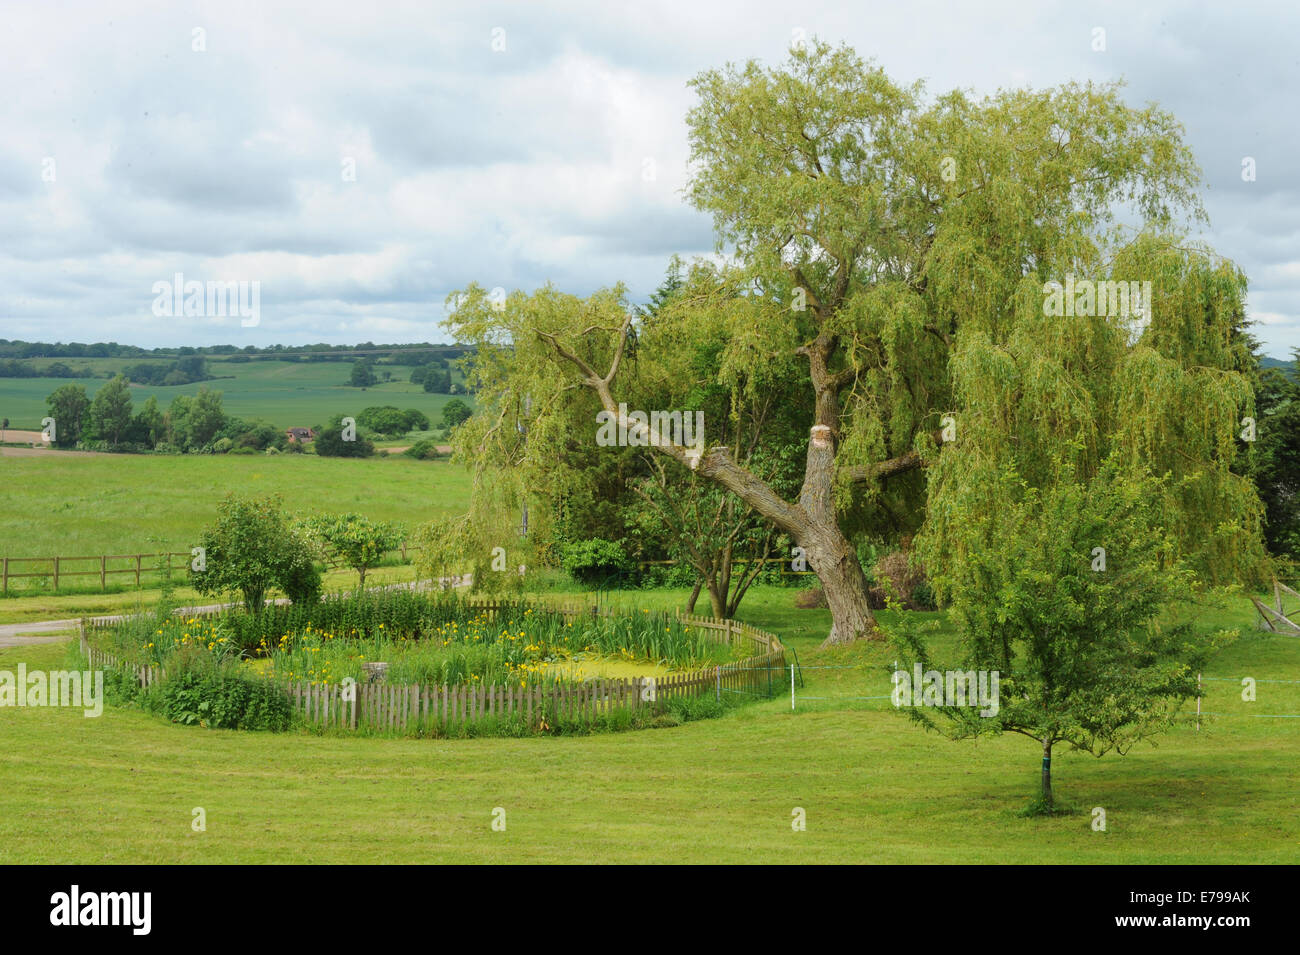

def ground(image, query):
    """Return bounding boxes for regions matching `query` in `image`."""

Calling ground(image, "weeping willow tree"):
[438,39,1266,644]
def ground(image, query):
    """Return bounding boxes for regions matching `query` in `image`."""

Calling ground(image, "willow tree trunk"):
[798,522,877,645]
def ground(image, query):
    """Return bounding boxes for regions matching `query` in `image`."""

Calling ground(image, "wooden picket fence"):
[80,600,786,734]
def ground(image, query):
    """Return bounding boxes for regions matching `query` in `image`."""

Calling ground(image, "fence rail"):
[81,599,786,733]
[2,552,195,593]
[1,546,412,594]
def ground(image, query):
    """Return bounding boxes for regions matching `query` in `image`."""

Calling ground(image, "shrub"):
[402,439,441,460]
[794,586,827,609]
[872,543,931,610]
[314,419,375,457]
[190,493,321,612]
[561,538,632,586]
[440,398,472,429]
[145,666,292,730]
[910,580,937,611]
[279,550,323,606]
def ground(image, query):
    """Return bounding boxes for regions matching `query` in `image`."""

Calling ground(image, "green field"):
[0,358,470,431]
[0,453,470,559]
[1,588,1296,863]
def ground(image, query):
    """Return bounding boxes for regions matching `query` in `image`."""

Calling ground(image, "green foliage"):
[356,405,428,436]
[129,394,164,448]
[349,360,377,388]
[299,512,404,587]
[402,438,441,460]
[440,397,471,429]
[165,386,227,450]
[143,659,292,731]
[44,383,90,447]
[314,415,375,457]
[190,493,321,612]
[86,374,133,445]
[1253,360,1300,559]
[904,461,1236,806]
[561,538,632,586]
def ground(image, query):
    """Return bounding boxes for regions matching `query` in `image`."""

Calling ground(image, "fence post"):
[715,666,720,702]
[1,557,6,594]
[135,554,142,587]
[100,555,106,590]
[791,664,795,711]
[79,619,88,656]
[53,556,59,591]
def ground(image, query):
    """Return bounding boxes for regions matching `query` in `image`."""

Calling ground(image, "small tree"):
[314,416,375,457]
[45,384,91,447]
[87,374,133,445]
[440,398,471,429]
[349,360,377,388]
[300,513,404,589]
[190,494,321,612]
[897,465,1232,813]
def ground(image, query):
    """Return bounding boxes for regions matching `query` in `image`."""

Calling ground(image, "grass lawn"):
[0,453,470,561]
[1,586,1296,863]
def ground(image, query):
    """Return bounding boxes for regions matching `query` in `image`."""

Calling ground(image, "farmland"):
[0,357,470,431]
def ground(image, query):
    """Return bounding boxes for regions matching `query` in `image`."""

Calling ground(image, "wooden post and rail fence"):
[1,544,414,594]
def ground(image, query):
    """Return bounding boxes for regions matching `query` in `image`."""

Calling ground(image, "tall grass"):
[94,590,740,689]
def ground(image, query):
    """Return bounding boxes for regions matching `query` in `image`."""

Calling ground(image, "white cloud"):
[0,0,1294,355]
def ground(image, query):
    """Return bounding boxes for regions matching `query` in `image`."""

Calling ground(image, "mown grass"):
[1,585,1296,863]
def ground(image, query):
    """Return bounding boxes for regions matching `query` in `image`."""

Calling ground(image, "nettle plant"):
[441,40,1265,645]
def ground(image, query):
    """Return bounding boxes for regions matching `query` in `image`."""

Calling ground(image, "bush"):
[910,580,937,611]
[403,439,441,460]
[872,543,931,610]
[144,666,292,731]
[314,419,375,457]
[561,538,632,586]
[279,551,323,606]
[212,437,234,454]
[794,586,827,609]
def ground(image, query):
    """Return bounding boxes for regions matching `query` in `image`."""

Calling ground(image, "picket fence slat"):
[81,604,785,733]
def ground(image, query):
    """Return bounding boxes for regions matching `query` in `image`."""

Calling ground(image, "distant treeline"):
[0,355,215,385]
[0,338,472,366]
[120,357,214,386]
[0,359,95,379]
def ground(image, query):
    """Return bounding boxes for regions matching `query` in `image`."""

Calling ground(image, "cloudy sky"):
[2,0,1296,356]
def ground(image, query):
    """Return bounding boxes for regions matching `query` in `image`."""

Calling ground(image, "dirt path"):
[0,429,44,444]
[0,445,108,458]
[379,444,452,455]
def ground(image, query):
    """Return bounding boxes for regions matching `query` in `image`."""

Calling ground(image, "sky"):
[1,0,1297,356]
